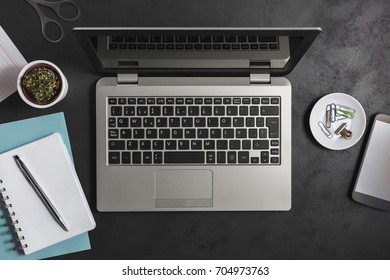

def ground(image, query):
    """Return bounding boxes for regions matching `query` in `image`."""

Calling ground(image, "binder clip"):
[335,122,352,140]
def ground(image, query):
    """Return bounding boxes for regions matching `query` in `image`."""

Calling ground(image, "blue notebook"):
[0,112,92,260]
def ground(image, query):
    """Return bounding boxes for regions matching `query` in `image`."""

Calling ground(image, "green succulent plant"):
[22,66,61,104]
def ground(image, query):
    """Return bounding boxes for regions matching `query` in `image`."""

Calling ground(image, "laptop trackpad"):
[155,170,213,208]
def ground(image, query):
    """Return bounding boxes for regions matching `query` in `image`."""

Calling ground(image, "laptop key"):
[238,152,250,163]
[133,129,145,139]
[207,117,219,127]
[261,106,279,116]
[128,98,136,104]
[133,152,141,164]
[223,129,234,138]
[153,140,164,150]
[143,152,152,164]
[191,140,202,150]
[117,118,128,127]
[185,129,196,138]
[156,117,167,127]
[109,152,120,164]
[146,129,157,139]
[220,117,231,127]
[227,151,236,163]
[217,151,226,163]
[165,140,177,150]
[206,152,215,163]
[124,106,135,116]
[143,118,154,127]
[154,152,163,164]
[149,106,161,116]
[120,129,132,138]
[109,140,125,150]
[127,140,138,150]
[233,117,245,127]
[201,106,212,116]
[108,98,117,105]
[178,140,190,150]
[163,106,174,116]
[253,140,269,150]
[164,152,205,164]
[122,152,131,164]
[169,118,180,127]
[217,140,228,150]
[266,117,279,138]
[130,118,142,127]
[137,106,148,116]
[229,140,240,150]
[195,117,206,127]
[204,140,215,150]
[188,106,200,116]
[261,151,269,163]
[223,98,232,104]
[242,140,251,149]
[109,129,119,139]
[111,106,122,116]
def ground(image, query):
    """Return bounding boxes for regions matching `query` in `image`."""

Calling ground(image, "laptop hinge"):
[249,73,271,84]
[117,74,138,84]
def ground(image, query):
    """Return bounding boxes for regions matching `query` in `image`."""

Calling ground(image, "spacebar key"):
[164,152,205,163]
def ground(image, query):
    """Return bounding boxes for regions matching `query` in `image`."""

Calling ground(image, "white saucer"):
[309,93,366,150]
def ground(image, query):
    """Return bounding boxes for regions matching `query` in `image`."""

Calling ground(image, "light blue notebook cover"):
[0,112,92,260]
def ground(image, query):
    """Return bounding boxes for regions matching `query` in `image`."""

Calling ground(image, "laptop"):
[73,27,321,212]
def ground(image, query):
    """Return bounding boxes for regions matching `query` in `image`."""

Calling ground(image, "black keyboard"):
[108,35,279,51]
[107,96,281,165]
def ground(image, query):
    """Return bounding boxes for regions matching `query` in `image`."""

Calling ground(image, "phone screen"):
[355,120,390,201]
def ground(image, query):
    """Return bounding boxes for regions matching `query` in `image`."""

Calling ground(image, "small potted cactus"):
[17,60,68,108]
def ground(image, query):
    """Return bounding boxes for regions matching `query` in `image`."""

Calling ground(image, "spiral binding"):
[0,182,28,252]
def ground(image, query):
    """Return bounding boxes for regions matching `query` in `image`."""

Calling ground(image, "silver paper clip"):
[325,103,337,127]
[318,121,333,139]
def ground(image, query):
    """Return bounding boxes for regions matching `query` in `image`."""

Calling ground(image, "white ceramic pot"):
[17,60,68,109]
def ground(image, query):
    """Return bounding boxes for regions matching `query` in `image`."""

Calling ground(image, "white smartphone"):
[352,114,390,210]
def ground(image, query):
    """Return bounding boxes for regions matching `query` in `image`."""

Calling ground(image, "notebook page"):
[0,26,27,102]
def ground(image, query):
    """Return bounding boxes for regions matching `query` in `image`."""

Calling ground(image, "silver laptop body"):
[74,27,321,211]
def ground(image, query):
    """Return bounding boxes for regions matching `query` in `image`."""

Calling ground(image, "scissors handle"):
[40,17,64,43]
[33,0,81,21]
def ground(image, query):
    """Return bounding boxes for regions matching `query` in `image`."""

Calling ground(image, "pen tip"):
[13,155,19,160]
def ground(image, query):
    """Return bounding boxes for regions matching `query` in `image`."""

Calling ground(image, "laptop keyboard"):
[108,35,279,51]
[107,96,281,165]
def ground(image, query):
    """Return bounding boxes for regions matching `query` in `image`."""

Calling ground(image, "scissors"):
[25,0,81,43]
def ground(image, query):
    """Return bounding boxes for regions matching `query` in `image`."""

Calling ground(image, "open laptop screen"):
[73,27,321,76]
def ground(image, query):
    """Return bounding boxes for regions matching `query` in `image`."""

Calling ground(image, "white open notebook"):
[0,133,95,255]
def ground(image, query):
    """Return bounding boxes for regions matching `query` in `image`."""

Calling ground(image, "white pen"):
[13,155,68,231]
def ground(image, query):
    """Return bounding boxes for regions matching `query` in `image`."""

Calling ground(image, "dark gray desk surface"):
[1,0,389,260]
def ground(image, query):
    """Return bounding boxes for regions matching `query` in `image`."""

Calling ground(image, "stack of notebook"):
[0,113,95,259]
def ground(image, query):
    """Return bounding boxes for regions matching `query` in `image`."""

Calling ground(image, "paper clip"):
[318,121,333,139]
[325,103,337,127]
[336,104,355,120]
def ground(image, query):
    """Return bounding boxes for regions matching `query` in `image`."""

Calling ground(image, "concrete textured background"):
[0,0,389,259]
